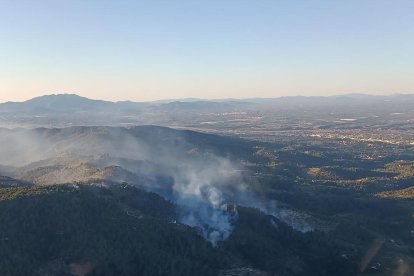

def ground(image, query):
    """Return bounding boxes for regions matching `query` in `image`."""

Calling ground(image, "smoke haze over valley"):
[0,125,313,246]
[2,0,414,274]
[0,94,413,275]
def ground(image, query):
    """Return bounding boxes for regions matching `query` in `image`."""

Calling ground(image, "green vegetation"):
[0,183,363,276]
[0,125,413,275]
[0,184,222,276]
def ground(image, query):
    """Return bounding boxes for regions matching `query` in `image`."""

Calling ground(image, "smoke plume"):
[0,126,311,246]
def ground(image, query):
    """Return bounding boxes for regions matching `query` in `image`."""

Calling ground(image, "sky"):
[0,0,414,102]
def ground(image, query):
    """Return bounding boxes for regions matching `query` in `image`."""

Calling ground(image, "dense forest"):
[0,183,358,276]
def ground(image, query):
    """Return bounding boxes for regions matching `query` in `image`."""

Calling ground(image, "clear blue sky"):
[1,0,413,102]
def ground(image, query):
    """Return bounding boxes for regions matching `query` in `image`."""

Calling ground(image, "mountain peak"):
[26,93,105,103]
[0,93,113,113]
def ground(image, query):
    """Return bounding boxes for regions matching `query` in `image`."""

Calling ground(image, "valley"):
[0,95,413,275]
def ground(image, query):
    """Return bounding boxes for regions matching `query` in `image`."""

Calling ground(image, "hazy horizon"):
[1,0,414,102]
[1,91,414,104]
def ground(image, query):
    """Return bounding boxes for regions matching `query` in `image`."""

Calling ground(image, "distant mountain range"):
[0,93,254,114]
[0,93,413,129]
[1,93,413,114]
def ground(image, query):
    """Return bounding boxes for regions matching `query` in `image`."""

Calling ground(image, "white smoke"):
[170,157,242,246]
[0,126,311,246]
